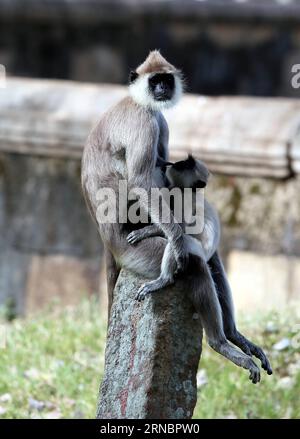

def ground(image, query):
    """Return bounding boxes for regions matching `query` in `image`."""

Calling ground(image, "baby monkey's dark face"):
[149,73,175,101]
[163,155,210,190]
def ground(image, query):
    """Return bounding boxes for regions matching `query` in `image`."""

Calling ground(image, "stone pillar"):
[97,269,203,419]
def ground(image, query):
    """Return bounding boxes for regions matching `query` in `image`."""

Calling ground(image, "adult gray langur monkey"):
[82,50,187,310]
[81,50,272,383]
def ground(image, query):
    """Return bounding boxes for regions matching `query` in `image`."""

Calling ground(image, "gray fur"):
[128,157,272,378]
[81,52,271,383]
[82,51,187,311]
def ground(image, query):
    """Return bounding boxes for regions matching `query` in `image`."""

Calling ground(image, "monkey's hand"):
[172,235,189,274]
[228,330,273,375]
[127,230,145,245]
[127,225,164,245]
[136,273,174,301]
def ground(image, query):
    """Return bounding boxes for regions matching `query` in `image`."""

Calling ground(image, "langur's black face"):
[148,73,175,101]
[129,51,183,109]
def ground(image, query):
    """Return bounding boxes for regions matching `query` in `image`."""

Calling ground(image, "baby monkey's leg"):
[127,224,164,245]
[136,242,176,301]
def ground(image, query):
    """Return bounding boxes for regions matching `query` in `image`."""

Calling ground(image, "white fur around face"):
[129,73,182,111]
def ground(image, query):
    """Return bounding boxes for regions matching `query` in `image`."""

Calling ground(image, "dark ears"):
[129,70,139,83]
[187,154,196,166]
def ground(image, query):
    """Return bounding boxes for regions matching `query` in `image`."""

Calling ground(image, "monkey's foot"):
[127,231,144,245]
[209,340,261,384]
[228,331,273,375]
[135,278,171,302]
[135,282,157,302]
[251,346,272,375]
[244,358,261,384]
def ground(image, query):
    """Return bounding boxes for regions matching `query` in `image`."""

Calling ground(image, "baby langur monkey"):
[127,155,273,381]
[127,154,212,297]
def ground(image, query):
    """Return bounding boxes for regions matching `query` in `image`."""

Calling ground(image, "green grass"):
[194,312,300,419]
[0,301,299,419]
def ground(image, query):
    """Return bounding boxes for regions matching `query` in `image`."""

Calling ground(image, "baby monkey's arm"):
[127,224,164,245]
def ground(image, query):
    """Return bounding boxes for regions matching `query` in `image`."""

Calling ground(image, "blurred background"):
[0,0,299,419]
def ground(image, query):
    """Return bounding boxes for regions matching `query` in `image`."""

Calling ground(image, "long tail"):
[185,255,226,343]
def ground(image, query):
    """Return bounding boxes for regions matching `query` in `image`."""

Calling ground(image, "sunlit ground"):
[0,300,299,419]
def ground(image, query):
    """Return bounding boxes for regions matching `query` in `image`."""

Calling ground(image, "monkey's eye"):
[129,71,138,83]
[164,74,175,86]
[149,73,174,88]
